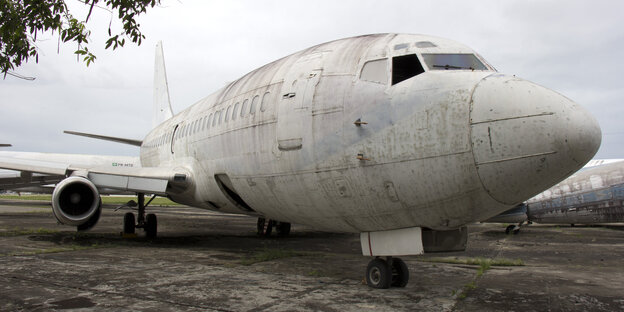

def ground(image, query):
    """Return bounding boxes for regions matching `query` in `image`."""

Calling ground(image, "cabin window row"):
[144,91,272,148]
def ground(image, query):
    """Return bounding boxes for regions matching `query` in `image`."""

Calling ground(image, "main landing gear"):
[366,257,409,289]
[257,217,291,237]
[505,220,530,235]
[122,193,158,238]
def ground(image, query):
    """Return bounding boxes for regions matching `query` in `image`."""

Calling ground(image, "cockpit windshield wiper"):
[432,64,475,70]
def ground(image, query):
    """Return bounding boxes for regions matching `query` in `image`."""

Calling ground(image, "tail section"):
[153,41,174,128]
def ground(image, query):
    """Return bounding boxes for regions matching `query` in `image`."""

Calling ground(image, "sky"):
[1,0,623,158]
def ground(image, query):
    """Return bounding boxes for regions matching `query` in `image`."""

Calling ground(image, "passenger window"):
[218,110,223,124]
[212,112,218,127]
[200,117,205,130]
[207,113,213,128]
[232,102,239,120]
[225,105,232,122]
[392,54,424,85]
[250,95,259,115]
[241,99,249,117]
[260,92,270,112]
[360,59,388,84]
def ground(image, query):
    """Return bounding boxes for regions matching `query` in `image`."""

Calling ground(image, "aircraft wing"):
[0,153,185,196]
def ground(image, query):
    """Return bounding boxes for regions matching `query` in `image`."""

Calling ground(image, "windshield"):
[422,54,488,71]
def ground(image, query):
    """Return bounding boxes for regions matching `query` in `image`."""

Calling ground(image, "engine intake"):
[52,176,101,227]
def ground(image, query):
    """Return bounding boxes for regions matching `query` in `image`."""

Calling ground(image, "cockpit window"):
[422,54,488,71]
[392,54,425,85]
[360,59,388,84]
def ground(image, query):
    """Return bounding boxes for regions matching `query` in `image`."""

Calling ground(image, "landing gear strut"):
[366,257,409,289]
[122,193,158,238]
[257,217,291,237]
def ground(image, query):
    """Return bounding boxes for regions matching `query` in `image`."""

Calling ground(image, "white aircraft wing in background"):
[0,170,63,190]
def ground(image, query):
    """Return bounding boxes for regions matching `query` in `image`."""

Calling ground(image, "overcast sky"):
[1,0,622,159]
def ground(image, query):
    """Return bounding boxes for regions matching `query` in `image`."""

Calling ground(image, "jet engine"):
[52,176,102,230]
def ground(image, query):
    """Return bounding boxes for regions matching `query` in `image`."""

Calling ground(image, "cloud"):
[1,0,622,159]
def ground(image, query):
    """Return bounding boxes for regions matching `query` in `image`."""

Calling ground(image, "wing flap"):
[88,172,168,195]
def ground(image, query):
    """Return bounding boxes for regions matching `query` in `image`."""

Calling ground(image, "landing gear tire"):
[505,225,515,235]
[257,218,273,237]
[391,258,409,288]
[145,213,157,238]
[123,212,136,234]
[276,222,291,236]
[257,217,265,235]
[366,258,392,289]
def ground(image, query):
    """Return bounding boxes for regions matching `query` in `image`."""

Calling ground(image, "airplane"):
[0,33,602,289]
[490,159,624,234]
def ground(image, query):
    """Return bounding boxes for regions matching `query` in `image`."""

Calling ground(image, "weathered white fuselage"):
[139,34,601,233]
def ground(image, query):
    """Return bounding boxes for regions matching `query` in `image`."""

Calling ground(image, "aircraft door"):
[170,124,179,154]
[276,53,323,151]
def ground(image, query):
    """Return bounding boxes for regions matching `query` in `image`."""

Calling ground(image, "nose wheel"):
[366,257,409,289]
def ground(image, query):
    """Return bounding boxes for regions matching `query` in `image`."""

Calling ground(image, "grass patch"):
[419,256,524,267]
[100,196,182,206]
[3,243,111,257]
[429,256,525,301]
[0,228,60,237]
[22,209,52,214]
[240,248,301,266]
[0,194,52,201]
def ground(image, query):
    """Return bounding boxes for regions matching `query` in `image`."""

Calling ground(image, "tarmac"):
[1,199,623,311]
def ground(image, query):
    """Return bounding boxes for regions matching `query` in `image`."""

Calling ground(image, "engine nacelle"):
[52,176,102,227]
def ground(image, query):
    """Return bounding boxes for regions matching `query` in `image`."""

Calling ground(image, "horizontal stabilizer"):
[64,131,142,147]
[0,144,11,147]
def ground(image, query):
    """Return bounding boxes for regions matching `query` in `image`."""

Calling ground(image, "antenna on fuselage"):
[153,41,174,128]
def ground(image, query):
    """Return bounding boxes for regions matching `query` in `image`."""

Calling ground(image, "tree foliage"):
[0,0,159,76]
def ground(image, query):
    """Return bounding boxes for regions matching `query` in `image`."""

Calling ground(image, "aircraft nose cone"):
[470,74,601,205]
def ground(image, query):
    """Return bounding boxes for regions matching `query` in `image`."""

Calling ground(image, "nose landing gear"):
[366,257,409,289]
